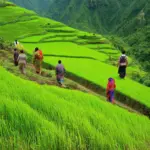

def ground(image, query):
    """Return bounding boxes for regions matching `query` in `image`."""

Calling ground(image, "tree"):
[0,0,7,4]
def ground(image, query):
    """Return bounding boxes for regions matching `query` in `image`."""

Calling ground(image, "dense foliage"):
[10,0,51,15]
[127,26,150,71]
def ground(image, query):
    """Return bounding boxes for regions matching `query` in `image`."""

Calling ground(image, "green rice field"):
[43,57,150,108]
[0,67,150,150]
[23,42,109,61]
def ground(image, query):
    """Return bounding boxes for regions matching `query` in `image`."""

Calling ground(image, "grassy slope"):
[0,4,150,108]
[44,57,150,108]
[0,5,64,40]
[0,66,150,149]
[23,42,109,61]
[0,49,143,113]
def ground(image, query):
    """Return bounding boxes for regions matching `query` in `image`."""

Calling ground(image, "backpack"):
[36,50,43,60]
[120,55,126,64]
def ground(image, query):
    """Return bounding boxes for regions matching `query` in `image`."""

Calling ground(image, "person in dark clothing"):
[14,48,19,66]
[118,50,128,78]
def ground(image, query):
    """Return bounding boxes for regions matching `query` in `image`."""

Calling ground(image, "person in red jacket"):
[106,78,116,104]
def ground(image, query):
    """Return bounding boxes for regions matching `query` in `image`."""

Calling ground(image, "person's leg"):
[57,77,62,86]
[107,92,110,102]
[110,91,115,103]
[60,78,64,87]
[119,66,125,78]
[21,64,24,74]
[124,66,127,77]
[118,66,122,78]
[36,60,41,74]
[22,64,26,74]
[35,65,40,74]
[107,91,111,102]
[120,66,126,78]
[19,64,23,73]
[39,61,42,74]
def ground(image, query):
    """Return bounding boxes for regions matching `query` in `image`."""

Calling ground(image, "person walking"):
[118,50,128,78]
[56,60,65,86]
[14,40,24,50]
[13,48,19,66]
[17,50,27,74]
[33,47,43,74]
[106,78,116,104]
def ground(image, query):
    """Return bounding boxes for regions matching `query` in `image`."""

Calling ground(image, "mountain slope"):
[47,0,149,35]
[10,0,52,15]
[10,0,150,72]
[0,65,150,150]
[1,3,150,107]
[9,0,149,37]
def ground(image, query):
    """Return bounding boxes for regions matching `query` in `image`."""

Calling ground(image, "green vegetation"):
[23,42,109,61]
[126,26,150,71]
[10,0,51,15]
[0,3,150,149]
[12,0,149,75]
[0,0,7,4]
[0,4,120,64]
[0,4,149,106]
[44,57,150,108]
[0,67,150,149]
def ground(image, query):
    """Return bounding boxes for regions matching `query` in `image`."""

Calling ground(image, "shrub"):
[144,80,150,87]
[0,37,13,50]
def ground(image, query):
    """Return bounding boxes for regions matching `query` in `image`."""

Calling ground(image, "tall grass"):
[0,67,150,150]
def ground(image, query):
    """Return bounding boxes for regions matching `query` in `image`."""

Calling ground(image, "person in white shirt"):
[14,40,19,47]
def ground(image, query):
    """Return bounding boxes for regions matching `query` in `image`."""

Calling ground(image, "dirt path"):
[0,49,144,116]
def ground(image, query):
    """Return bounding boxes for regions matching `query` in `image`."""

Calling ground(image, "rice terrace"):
[0,0,150,150]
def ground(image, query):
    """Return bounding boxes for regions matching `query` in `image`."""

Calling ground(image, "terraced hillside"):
[0,67,150,150]
[0,3,150,149]
[0,3,150,113]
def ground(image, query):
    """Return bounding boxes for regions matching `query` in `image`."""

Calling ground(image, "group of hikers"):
[13,40,65,86]
[13,40,128,104]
